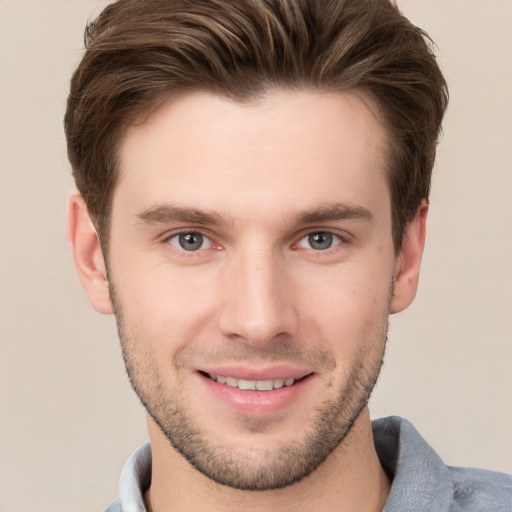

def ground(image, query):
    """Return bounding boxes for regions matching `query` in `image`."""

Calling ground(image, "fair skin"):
[68,90,427,512]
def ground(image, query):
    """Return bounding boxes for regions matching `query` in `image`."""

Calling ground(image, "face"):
[105,90,400,489]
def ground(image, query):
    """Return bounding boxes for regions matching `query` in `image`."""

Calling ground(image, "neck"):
[144,408,390,512]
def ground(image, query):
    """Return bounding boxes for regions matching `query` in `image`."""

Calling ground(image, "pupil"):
[179,232,203,251]
[309,232,332,250]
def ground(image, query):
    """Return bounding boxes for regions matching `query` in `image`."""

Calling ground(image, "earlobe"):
[66,193,114,315]
[389,202,428,314]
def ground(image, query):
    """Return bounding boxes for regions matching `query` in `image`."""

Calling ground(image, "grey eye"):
[298,232,342,251]
[168,232,212,251]
[308,232,333,250]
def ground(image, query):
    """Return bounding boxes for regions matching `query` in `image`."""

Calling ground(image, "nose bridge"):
[218,244,296,346]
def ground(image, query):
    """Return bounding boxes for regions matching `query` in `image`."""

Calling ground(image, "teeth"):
[256,380,274,391]
[273,379,285,389]
[225,376,238,387]
[208,374,297,391]
[238,379,256,390]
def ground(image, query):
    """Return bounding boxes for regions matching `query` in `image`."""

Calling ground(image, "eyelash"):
[162,229,348,255]
[296,231,344,252]
[164,230,216,253]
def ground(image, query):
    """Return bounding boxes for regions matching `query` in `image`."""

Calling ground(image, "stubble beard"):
[110,283,389,491]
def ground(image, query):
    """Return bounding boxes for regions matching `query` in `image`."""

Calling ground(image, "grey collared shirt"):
[105,416,512,511]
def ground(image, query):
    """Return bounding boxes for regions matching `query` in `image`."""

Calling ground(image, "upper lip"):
[197,365,313,381]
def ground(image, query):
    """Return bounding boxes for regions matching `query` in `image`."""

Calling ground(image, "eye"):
[167,231,213,251]
[298,232,343,251]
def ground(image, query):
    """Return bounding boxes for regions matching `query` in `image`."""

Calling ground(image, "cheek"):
[296,264,392,349]
[111,262,221,351]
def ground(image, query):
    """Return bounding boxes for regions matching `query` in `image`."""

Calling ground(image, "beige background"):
[1,1,511,511]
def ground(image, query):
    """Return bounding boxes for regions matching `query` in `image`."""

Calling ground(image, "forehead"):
[114,89,390,225]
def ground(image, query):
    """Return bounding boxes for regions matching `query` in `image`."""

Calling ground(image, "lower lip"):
[198,373,314,416]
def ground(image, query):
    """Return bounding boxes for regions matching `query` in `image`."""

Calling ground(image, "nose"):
[217,249,298,347]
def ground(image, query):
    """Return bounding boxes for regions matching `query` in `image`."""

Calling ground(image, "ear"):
[390,201,428,314]
[66,192,114,315]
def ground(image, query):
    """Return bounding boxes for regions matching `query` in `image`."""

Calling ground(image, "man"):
[65,0,512,510]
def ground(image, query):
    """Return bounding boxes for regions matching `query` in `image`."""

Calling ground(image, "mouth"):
[199,371,312,391]
[197,368,316,415]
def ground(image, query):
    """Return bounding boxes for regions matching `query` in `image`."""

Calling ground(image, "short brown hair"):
[65,0,448,249]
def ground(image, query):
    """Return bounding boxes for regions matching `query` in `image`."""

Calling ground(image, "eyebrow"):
[134,203,229,226]
[133,202,373,228]
[295,203,374,225]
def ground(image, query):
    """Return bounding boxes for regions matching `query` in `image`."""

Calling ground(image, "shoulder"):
[447,465,512,511]
[104,498,122,512]
[373,416,512,512]
[104,442,152,512]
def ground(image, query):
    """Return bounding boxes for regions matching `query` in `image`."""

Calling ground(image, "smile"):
[207,373,297,391]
